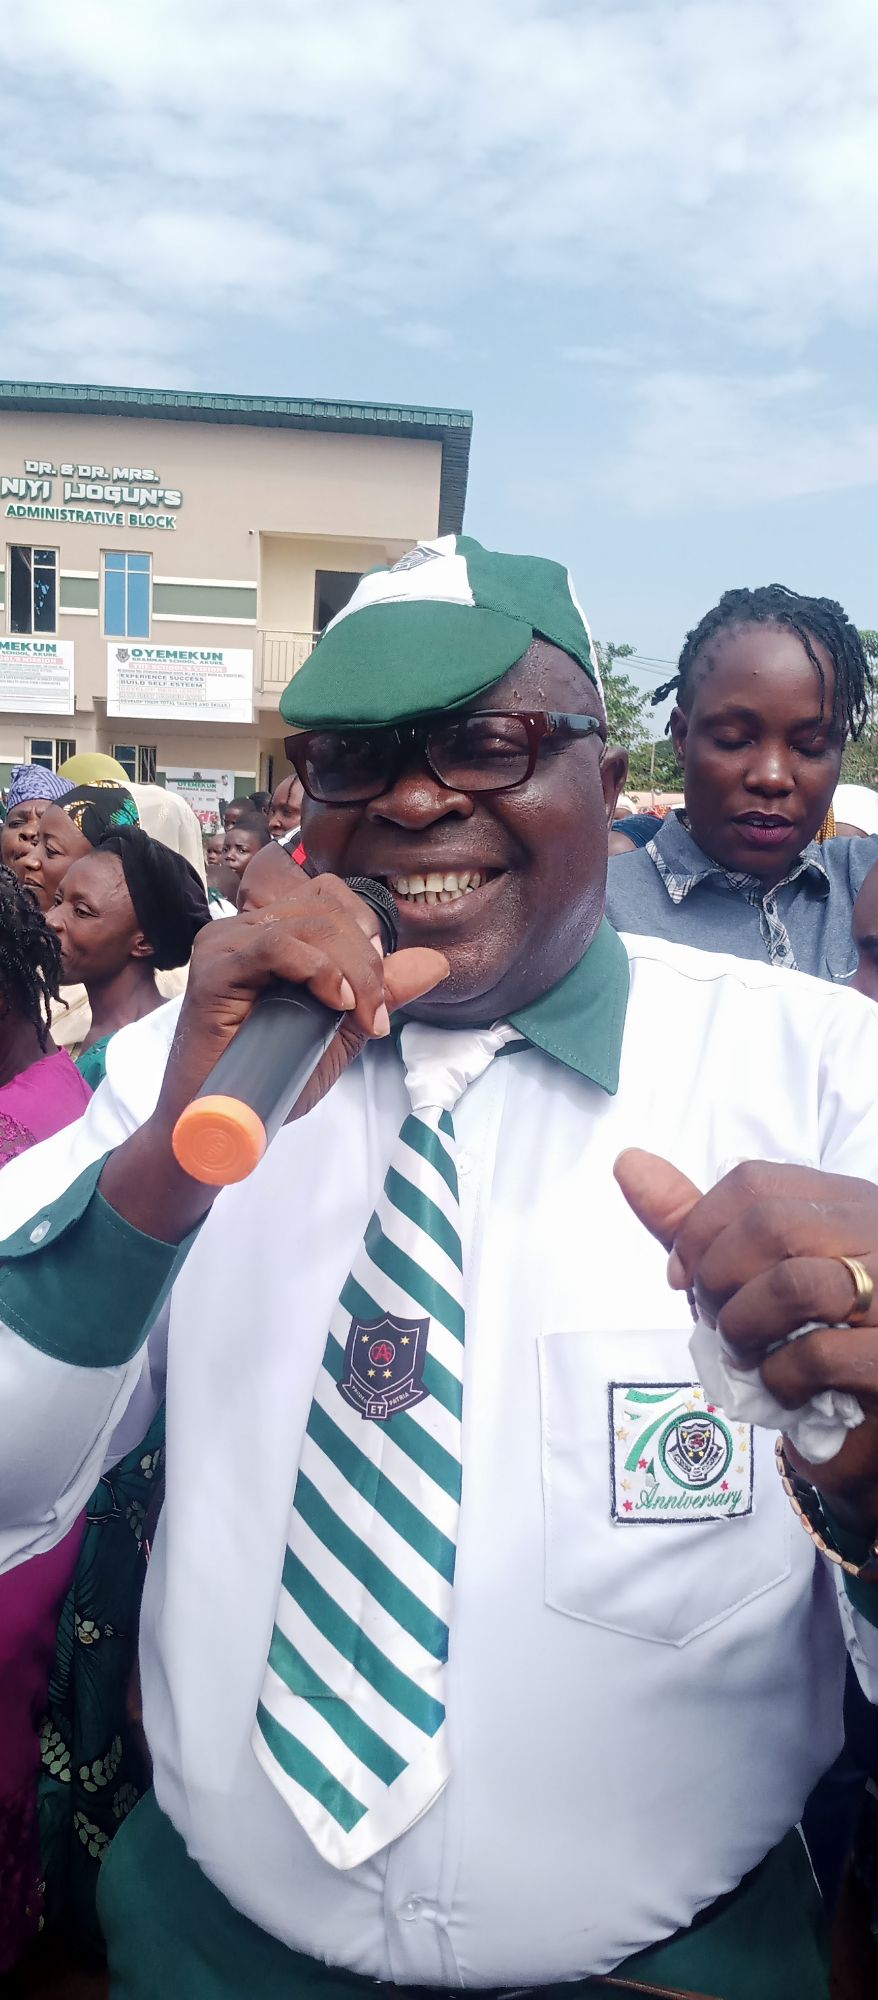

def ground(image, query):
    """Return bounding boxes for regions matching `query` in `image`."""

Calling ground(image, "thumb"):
[289,948,448,1121]
[384,947,449,1013]
[614,1147,703,1259]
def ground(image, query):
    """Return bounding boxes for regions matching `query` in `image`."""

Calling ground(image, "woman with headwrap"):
[20,782,206,1056]
[47,824,210,1087]
[20,782,139,912]
[0,765,74,882]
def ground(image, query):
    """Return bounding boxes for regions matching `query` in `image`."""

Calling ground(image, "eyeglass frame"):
[284,710,603,805]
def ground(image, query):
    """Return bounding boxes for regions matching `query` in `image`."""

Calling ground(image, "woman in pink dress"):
[0,864,93,1971]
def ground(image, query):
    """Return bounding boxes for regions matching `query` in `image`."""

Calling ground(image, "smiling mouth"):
[385,868,499,907]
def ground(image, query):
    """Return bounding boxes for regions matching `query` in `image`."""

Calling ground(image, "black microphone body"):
[172,877,399,1185]
[199,984,344,1154]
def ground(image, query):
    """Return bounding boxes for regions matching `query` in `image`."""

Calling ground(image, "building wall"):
[0,410,443,784]
[258,533,408,634]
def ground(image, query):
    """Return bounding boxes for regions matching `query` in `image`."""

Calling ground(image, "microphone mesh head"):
[344,877,399,954]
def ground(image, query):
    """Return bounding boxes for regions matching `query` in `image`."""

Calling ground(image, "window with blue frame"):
[103,551,151,638]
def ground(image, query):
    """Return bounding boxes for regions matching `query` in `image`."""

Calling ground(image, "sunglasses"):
[284,710,601,806]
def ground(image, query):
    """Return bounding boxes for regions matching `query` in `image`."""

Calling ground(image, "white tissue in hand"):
[690,1316,864,1465]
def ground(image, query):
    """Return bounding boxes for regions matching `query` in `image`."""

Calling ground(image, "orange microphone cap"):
[172,1095,268,1186]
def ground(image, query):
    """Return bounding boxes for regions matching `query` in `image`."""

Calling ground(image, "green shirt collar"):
[509,917,629,1095]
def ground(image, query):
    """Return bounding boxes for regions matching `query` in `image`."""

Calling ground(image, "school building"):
[0,381,472,802]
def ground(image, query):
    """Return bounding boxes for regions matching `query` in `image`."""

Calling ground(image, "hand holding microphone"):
[172,878,401,1184]
[99,872,448,1242]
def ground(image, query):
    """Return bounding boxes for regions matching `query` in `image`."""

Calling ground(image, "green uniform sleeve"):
[822,1502,878,1628]
[0,1155,199,1369]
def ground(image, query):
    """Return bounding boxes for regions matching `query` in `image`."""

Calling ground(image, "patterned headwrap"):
[60,783,140,847]
[6,765,75,810]
[98,826,211,970]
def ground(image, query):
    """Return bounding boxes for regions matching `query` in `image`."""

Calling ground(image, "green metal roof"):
[0,379,472,535]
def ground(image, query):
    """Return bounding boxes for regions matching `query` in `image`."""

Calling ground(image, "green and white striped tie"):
[253,1020,520,1868]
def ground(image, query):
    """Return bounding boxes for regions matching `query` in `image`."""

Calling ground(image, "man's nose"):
[366,766,474,828]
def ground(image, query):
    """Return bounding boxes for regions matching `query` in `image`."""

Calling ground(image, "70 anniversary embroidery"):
[608,1382,754,1525]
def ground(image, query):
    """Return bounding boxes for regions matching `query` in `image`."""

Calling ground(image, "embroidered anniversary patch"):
[608,1382,753,1524]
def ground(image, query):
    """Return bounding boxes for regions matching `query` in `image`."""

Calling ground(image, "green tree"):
[841,630,878,785]
[593,642,648,753]
[594,640,680,791]
[626,737,680,791]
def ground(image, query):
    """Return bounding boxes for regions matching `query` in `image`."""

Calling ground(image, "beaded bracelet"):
[775,1437,878,1584]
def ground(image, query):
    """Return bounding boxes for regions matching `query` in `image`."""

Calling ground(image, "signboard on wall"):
[107,645,253,724]
[2,458,182,532]
[165,768,235,835]
[0,637,74,714]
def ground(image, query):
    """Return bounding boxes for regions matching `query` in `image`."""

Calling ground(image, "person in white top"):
[1,536,878,2000]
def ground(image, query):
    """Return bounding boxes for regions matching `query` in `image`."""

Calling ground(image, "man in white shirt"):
[2,536,878,2000]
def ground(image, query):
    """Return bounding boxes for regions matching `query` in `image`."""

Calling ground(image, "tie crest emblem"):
[339,1311,430,1422]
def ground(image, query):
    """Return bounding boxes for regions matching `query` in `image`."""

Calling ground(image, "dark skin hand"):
[615,1150,878,1536]
[670,624,843,890]
[101,874,449,1241]
[235,838,297,913]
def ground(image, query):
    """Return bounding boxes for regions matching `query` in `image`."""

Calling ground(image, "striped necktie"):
[252,1020,520,1868]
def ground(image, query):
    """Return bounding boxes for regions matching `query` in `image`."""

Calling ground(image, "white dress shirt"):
[1,933,877,1985]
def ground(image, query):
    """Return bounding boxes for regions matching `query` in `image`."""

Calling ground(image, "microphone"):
[171,878,399,1187]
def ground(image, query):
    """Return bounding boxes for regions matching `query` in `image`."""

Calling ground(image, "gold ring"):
[837,1255,874,1324]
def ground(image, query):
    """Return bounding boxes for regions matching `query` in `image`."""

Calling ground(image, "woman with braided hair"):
[606,583,878,979]
[0,864,91,1169]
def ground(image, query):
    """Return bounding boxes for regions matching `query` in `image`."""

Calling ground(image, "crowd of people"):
[1,546,878,1997]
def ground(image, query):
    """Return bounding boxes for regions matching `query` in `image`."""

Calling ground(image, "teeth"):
[388,868,487,903]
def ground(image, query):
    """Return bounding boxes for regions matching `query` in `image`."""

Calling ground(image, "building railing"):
[256,629,319,696]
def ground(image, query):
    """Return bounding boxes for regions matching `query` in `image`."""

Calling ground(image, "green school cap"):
[279,533,603,728]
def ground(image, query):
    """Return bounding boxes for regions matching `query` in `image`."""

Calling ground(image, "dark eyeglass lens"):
[302,731,393,802]
[429,714,531,790]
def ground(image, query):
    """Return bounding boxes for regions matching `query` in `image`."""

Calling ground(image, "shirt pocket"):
[539,1328,791,1648]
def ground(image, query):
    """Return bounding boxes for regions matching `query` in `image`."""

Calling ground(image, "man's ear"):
[600,744,628,826]
[130,931,156,963]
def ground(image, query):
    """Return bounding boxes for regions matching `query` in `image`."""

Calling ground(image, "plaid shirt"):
[645,819,829,971]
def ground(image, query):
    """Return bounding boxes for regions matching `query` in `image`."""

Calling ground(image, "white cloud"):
[558,344,634,369]
[2,0,878,394]
[598,368,878,515]
[392,321,451,351]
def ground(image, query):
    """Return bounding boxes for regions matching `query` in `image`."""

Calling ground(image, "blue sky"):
[2,0,877,709]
